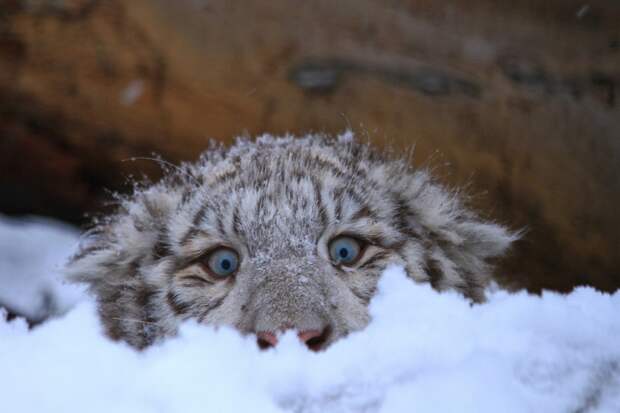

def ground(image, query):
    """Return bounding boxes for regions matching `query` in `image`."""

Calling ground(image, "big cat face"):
[66,134,517,349]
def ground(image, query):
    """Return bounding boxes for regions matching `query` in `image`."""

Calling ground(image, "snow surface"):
[1,217,619,412]
[0,215,84,321]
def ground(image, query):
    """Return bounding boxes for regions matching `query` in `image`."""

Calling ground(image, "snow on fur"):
[0,216,619,413]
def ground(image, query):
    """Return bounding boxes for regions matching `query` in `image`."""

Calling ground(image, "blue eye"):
[329,236,362,265]
[206,248,239,277]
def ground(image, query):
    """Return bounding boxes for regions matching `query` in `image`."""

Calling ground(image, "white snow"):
[1,217,619,412]
[0,215,84,321]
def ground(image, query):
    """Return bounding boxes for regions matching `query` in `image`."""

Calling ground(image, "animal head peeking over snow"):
[66,133,518,350]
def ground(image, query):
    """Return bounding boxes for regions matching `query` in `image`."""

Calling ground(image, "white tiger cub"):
[66,133,518,350]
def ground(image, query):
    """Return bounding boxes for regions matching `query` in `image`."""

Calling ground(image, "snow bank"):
[0,215,84,321]
[0,217,619,412]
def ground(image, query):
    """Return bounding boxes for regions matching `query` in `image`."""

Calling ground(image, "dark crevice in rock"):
[290,58,481,98]
[18,0,102,21]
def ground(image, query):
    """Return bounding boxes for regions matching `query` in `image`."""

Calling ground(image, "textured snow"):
[1,217,619,412]
[0,215,84,321]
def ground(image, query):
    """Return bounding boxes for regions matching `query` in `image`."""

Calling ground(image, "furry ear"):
[66,189,169,286]
[65,187,178,347]
[399,170,520,302]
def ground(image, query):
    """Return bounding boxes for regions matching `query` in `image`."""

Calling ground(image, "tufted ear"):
[65,187,179,347]
[66,187,174,283]
[398,170,520,302]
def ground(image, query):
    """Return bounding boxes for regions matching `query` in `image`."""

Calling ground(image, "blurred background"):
[0,0,618,295]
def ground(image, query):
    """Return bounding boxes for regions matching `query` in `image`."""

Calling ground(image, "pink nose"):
[256,331,278,349]
[297,329,326,351]
[256,327,331,351]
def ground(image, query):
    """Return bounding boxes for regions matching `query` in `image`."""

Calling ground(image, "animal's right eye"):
[328,236,363,266]
[203,247,239,278]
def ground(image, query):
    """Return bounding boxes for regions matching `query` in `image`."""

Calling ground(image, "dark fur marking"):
[192,204,208,226]
[345,187,365,207]
[179,275,214,286]
[332,187,346,221]
[99,290,124,341]
[181,188,193,205]
[359,251,390,270]
[457,270,485,303]
[179,228,216,251]
[350,204,376,222]
[138,287,160,346]
[424,256,444,290]
[286,186,295,202]
[358,263,386,273]
[215,211,225,235]
[388,239,407,252]
[349,285,376,304]
[179,280,210,289]
[128,258,141,275]
[153,232,171,258]
[104,319,124,342]
[312,179,328,226]
[198,296,226,322]
[308,155,347,178]
[334,198,343,221]
[393,194,421,240]
[180,227,201,247]
[167,291,192,315]
[356,234,390,248]
[255,194,266,219]
[70,244,105,262]
[213,169,238,185]
[232,202,241,234]
[136,286,156,309]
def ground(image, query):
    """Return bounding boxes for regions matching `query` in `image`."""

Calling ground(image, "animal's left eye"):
[204,248,239,278]
[328,236,363,265]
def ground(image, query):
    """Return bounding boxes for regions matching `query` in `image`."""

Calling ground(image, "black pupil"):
[339,247,349,259]
[221,259,231,271]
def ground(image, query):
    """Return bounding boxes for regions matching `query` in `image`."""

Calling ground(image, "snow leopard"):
[66,132,518,350]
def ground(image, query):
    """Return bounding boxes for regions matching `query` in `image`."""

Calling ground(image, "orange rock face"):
[1,0,619,292]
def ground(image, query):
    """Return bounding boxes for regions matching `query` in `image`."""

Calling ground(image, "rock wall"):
[1,0,619,292]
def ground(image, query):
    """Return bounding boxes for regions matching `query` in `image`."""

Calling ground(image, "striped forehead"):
[201,174,355,233]
[179,177,368,249]
[167,143,401,257]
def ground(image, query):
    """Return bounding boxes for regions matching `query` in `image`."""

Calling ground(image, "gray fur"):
[65,132,518,349]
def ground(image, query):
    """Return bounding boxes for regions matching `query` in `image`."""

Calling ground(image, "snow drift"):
[0,216,619,413]
[0,215,83,321]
